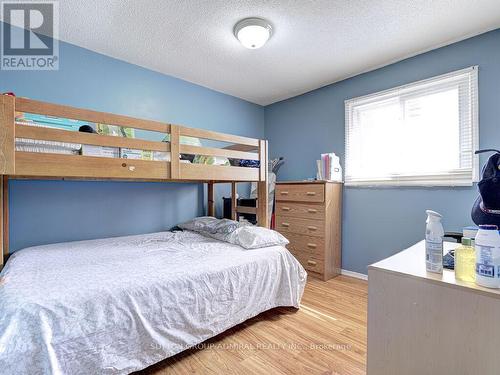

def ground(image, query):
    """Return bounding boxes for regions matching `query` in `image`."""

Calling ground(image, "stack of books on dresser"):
[316,152,342,182]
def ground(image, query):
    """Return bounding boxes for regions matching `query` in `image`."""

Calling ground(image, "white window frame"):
[344,66,479,187]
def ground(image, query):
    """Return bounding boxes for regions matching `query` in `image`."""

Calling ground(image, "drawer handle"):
[280,191,289,195]
[307,260,317,266]
[307,208,317,213]
[307,243,317,248]
[282,207,291,211]
[307,226,317,231]
[122,163,135,171]
[306,191,316,196]
[282,222,290,227]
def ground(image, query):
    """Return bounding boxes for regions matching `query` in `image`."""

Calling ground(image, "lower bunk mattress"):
[0,230,306,374]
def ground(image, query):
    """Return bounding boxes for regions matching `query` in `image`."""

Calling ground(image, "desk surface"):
[369,240,500,299]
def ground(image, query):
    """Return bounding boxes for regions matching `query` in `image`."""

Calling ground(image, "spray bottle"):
[425,210,444,274]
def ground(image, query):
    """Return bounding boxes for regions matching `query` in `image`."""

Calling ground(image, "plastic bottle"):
[475,225,500,288]
[455,237,475,282]
[425,210,444,274]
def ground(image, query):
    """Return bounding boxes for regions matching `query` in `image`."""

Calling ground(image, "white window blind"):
[345,66,479,186]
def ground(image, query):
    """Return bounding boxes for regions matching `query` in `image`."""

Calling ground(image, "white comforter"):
[0,231,306,374]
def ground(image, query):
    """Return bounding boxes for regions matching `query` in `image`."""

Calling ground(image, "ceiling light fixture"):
[234,18,272,49]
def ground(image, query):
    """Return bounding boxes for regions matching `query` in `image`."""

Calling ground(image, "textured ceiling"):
[52,0,500,105]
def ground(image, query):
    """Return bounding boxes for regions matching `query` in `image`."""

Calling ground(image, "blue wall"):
[265,29,500,274]
[0,38,264,251]
[3,24,499,273]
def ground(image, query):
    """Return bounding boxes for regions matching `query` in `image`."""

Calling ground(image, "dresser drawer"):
[286,233,325,259]
[275,216,325,237]
[276,201,325,220]
[275,184,324,203]
[290,251,324,274]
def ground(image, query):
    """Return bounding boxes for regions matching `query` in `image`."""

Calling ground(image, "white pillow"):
[232,225,289,249]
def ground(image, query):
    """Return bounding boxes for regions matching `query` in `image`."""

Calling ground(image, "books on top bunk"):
[316,152,342,182]
[120,148,153,160]
[81,145,120,158]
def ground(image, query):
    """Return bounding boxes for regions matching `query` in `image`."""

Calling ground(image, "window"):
[345,66,479,186]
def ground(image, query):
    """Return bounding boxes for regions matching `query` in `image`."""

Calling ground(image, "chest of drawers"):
[275,181,342,281]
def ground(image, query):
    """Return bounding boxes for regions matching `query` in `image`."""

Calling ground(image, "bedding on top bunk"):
[0,230,306,374]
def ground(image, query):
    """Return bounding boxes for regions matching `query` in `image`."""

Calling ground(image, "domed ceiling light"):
[234,18,273,49]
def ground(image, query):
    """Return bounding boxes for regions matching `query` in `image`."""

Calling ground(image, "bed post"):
[0,177,3,269]
[231,182,237,220]
[170,125,180,179]
[0,95,15,269]
[0,95,15,175]
[2,176,8,266]
[257,140,269,228]
[207,182,215,217]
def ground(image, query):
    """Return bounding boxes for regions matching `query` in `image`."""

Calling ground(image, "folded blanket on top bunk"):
[15,137,81,155]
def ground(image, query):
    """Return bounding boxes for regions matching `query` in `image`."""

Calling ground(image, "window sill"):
[345,180,474,187]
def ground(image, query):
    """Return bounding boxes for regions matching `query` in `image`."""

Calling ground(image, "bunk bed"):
[0,94,270,268]
[0,94,306,374]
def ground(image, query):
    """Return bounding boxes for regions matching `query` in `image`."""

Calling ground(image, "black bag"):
[471,149,500,227]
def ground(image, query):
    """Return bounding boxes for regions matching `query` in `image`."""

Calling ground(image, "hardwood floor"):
[138,276,368,375]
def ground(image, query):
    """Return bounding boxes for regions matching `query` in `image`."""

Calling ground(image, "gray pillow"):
[213,218,240,234]
[178,216,220,233]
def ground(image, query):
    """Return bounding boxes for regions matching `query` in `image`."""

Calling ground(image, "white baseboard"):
[341,269,368,280]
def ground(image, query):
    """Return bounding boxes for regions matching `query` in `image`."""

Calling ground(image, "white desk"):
[367,240,500,375]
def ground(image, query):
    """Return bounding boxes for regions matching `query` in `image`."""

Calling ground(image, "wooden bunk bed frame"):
[0,95,269,268]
